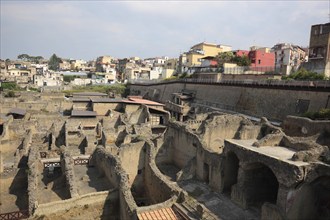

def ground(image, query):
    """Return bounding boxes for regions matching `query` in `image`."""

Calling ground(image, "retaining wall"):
[129,82,330,121]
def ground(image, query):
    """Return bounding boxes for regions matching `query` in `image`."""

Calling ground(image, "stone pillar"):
[179,114,183,122]
[0,151,3,173]
[276,184,293,215]
[230,166,248,209]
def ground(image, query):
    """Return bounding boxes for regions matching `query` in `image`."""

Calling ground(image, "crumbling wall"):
[92,146,121,188]
[124,104,140,115]
[119,141,146,187]
[61,149,78,198]
[196,146,224,192]
[145,140,180,204]
[282,116,330,140]
[155,136,174,165]
[33,190,119,217]
[0,115,13,141]
[27,141,40,215]
[21,129,33,155]
[197,114,257,153]
[93,102,121,115]
[127,105,148,125]
[166,123,197,169]
[93,147,137,219]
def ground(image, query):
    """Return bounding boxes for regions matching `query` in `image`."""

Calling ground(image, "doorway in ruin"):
[203,163,210,184]
[287,176,330,220]
[244,163,278,208]
[223,152,239,194]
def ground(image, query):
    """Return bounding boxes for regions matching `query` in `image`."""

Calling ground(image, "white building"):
[272,43,307,75]
[33,72,63,87]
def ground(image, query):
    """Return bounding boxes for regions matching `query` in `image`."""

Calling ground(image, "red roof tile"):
[137,207,184,220]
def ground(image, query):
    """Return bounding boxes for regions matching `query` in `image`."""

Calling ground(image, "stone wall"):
[166,123,198,169]
[197,114,255,153]
[61,149,78,198]
[119,141,146,187]
[93,102,121,115]
[33,190,118,217]
[282,116,330,137]
[92,146,138,219]
[27,141,40,215]
[92,146,121,188]
[145,140,180,204]
[129,83,330,121]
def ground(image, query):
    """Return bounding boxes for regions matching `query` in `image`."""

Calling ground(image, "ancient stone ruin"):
[0,91,329,220]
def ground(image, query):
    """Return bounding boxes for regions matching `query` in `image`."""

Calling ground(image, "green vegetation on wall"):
[302,108,330,120]
[63,75,80,82]
[2,82,20,90]
[216,52,251,67]
[63,84,128,97]
[282,68,327,80]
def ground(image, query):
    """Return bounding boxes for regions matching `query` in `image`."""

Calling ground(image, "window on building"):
[314,29,318,35]
[258,60,261,64]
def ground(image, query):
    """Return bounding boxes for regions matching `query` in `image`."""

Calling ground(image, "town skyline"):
[1,0,329,60]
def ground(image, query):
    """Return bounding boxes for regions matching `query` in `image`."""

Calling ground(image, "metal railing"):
[0,210,29,220]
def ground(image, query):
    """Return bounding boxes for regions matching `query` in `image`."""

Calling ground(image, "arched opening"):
[287,176,330,220]
[223,152,239,194]
[243,163,278,208]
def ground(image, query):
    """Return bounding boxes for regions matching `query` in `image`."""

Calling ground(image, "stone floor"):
[38,167,70,204]
[178,179,260,220]
[157,163,181,181]
[74,165,113,195]
[0,168,28,213]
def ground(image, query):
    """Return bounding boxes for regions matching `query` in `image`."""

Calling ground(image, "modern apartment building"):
[307,22,330,77]
[272,43,307,75]
[248,46,275,72]
[185,42,232,67]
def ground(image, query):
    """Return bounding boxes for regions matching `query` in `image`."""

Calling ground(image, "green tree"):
[48,54,62,71]
[17,54,30,61]
[17,54,44,63]
[216,51,235,67]
[231,55,251,66]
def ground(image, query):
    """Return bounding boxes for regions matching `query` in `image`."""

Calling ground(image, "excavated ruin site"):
[0,91,330,220]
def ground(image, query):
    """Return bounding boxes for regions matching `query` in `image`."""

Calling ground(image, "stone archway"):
[223,151,239,194]
[287,176,330,220]
[243,163,279,208]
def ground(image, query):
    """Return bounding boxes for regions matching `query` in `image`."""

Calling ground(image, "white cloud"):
[1,0,329,60]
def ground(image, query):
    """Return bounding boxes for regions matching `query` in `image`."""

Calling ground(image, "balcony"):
[165,101,190,115]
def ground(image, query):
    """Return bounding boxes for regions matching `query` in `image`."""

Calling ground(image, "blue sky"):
[0,0,329,61]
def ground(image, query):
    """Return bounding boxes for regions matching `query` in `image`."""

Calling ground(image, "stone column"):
[0,151,3,173]
[231,166,248,209]
[276,184,293,215]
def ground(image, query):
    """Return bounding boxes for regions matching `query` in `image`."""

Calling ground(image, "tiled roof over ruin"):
[8,107,26,116]
[126,97,164,106]
[71,110,97,117]
[137,207,184,220]
[90,97,123,103]
[72,92,108,97]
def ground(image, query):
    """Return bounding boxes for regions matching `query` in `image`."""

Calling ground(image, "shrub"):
[282,68,327,80]
[4,91,16,97]
[302,108,330,120]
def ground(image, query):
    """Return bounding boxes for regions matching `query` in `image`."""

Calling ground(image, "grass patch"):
[63,84,129,97]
